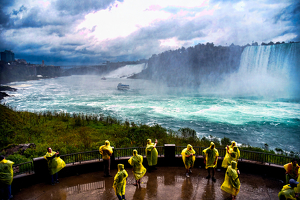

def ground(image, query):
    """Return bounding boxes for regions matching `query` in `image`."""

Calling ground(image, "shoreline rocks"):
[0,86,17,100]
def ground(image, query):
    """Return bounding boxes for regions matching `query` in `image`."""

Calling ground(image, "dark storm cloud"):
[0,1,16,28]
[274,2,300,41]
[12,5,27,15]
[54,0,118,16]
[8,7,75,29]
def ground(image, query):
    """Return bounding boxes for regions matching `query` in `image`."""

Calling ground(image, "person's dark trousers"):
[0,184,11,199]
[117,194,125,200]
[103,159,111,176]
[51,173,58,184]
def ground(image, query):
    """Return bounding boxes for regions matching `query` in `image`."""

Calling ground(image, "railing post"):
[111,147,115,168]
[164,144,175,166]
[33,157,48,181]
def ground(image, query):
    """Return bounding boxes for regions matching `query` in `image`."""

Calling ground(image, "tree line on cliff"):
[131,43,245,87]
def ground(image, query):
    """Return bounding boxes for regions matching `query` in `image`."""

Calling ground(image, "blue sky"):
[0,0,299,66]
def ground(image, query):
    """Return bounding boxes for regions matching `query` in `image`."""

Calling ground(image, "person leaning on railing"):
[44,147,66,185]
[145,139,158,172]
[284,159,299,184]
[0,155,14,200]
[99,140,113,177]
[222,141,240,169]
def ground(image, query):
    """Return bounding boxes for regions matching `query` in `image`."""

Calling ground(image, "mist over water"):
[2,44,300,152]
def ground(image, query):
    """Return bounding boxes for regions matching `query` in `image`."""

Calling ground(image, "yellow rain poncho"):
[181,144,196,169]
[145,139,158,166]
[278,184,297,200]
[0,159,14,185]
[221,161,240,196]
[99,140,113,160]
[44,151,66,175]
[284,162,299,184]
[222,141,240,168]
[128,150,146,180]
[203,142,219,169]
[113,164,128,196]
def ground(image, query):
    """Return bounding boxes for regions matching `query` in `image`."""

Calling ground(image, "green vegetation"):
[0,104,298,165]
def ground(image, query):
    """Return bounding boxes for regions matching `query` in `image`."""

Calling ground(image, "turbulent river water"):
[3,75,300,152]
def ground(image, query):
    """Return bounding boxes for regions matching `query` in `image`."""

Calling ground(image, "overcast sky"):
[0,0,299,66]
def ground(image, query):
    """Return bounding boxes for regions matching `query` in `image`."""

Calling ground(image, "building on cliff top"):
[1,50,15,62]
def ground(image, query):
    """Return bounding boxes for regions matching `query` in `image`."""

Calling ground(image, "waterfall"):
[217,43,300,98]
[105,63,148,78]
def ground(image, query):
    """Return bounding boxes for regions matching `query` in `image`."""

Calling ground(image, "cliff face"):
[136,43,246,87]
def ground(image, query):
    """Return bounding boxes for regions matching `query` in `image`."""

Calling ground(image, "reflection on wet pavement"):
[13,167,282,200]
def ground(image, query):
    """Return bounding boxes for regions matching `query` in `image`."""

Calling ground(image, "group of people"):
[279,159,300,199]
[1,139,299,200]
[99,139,158,200]
[182,141,240,200]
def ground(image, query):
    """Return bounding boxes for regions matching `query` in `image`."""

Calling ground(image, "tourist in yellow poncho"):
[221,160,240,200]
[99,140,113,177]
[145,139,158,172]
[113,164,128,200]
[203,142,219,182]
[44,147,66,185]
[0,156,14,200]
[222,141,240,168]
[181,144,196,178]
[128,150,147,186]
[295,167,300,194]
[284,159,299,184]
[278,179,299,200]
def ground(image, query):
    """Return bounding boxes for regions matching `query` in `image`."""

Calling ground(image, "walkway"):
[13,167,282,200]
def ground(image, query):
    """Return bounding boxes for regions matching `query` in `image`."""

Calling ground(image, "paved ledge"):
[12,166,282,200]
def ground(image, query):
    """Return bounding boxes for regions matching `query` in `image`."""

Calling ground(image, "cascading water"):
[218,43,300,98]
[105,63,148,78]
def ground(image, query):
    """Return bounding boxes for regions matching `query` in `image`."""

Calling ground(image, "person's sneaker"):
[206,175,211,179]
[186,173,190,177]
[212,177,216,182]
[189,169,192,173]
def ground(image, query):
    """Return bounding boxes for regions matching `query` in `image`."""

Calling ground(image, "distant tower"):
[42,60,44,66]
[1,50,15,62]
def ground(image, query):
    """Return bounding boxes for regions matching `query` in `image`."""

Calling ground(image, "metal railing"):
[13,145,295,176]
[175,146,294,165]
[13,161,34,176]
[114,146,164,159]
[60,150,101,165]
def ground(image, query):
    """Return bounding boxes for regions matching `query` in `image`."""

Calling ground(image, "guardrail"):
[13,145,295,176]
[13,161,34,176]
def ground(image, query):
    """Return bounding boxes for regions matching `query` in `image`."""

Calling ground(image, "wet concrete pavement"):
[13,167,282,200]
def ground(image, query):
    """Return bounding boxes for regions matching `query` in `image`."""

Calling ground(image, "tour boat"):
[117,83,129,90]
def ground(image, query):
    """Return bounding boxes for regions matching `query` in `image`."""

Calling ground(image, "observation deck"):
[10,145,289,200]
